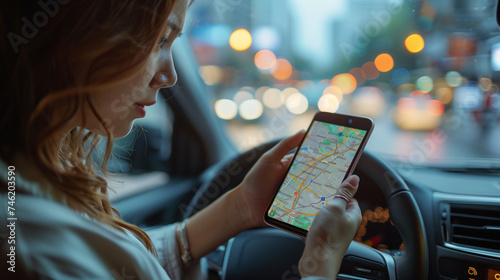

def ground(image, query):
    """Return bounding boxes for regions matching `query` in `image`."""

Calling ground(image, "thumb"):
[262,130,305,162]
[331,175,360,209]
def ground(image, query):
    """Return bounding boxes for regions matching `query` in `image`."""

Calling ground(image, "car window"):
[184,0,500,163]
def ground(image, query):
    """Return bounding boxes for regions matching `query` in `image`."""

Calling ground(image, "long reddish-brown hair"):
[0,0,178,255]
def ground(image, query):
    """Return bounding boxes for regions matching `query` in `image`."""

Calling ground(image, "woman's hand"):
[299,175,362,279]
[231,131,361,279]
[233,130,306,229]
[184,131,306,259]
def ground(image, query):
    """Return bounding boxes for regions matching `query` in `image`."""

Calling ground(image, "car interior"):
[108,0,500,279]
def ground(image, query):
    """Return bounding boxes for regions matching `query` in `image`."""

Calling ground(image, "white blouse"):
[0,159,329,280]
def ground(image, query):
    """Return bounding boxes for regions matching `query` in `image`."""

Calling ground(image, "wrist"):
[223,187,253,234]
[175,221,194,267]
[299,246,341,279]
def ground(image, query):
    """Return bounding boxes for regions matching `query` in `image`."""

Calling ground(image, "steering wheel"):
[183,140,428,280]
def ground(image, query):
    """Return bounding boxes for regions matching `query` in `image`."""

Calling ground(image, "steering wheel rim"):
[356,151,428,279]
[183,140,428,280]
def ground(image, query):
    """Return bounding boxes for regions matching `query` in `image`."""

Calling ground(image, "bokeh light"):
[239,99,263,120]
[416,76,433,92]
[435,87,453,105]
[427,99,445,116]
[255,86,269,100]
[397,83,416,95]
[252,26,280,50]
[240,86,255,93]
[478,77,492,92]
[286,92,309,114]
[323,86,343,103]
[397,98,417,113]
[331,73,357,94]
[391,68,410,87]
[410,90,430,97]
[294,81,314,92]
[318,79,331,86]
[229,29,252,51]
[394,97,442,130]
[254,50,277,70]
[374,53,394,72]
[198,65,223,85]
[215,99,237,120]
[233,90,253,104]
[262,88,284,109]
[445,71,462,87]
[362,62,380,80]
[349,68,366,86]
[271,58,293,80]
[318,94,340,113]
[405,34,425,53]
[282,87,300,99]
[350,87,386,117]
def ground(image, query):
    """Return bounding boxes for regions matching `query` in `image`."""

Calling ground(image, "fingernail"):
[347,175,360,186]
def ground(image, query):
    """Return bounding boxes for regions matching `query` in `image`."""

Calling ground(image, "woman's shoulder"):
[2,191,106,233]
[0,193,170,279]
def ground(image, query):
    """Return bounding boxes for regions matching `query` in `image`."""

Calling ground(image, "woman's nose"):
[149,51,177,89]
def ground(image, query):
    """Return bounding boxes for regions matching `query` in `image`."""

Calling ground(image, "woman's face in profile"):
[80,0,189,138]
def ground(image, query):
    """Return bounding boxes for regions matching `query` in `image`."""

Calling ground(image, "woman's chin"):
[88,121,134,139]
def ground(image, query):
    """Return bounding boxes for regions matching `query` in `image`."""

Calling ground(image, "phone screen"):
[267,120,368,231]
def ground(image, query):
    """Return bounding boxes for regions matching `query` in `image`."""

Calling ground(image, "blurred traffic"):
[184,0,500,160]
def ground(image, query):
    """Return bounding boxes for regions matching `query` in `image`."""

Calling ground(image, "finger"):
[345,198,362,224]
[280,153,295,164]
[331,175,360,209]
[262,130,305,162]
[278,154,296,174]
[345,198,360,213]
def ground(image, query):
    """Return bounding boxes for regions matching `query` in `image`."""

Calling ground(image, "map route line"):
[323,171,332,185]
[290,145,352,210]
[291,143,344,198]
[289,141,361,213]
[293,190,339,211]
[274,199,321,217]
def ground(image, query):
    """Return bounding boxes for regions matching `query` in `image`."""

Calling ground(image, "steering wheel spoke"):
[338,241,397,280]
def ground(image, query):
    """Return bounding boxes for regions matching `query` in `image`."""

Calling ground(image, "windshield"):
[183,0,500,164]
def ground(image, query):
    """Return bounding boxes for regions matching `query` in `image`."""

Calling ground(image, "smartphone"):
[264,112,374,237]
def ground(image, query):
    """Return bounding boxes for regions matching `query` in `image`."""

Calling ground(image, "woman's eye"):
[159,36,168,48]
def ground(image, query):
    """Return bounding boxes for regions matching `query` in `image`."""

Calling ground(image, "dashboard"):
[388,163,500,279]
[197,144,500,280]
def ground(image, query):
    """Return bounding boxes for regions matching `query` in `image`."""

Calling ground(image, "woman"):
[0,0,362,279]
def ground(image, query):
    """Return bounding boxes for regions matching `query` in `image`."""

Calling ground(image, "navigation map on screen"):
[267,121,367,231]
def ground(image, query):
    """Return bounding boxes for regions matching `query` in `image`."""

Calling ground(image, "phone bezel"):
[264,111,374,237]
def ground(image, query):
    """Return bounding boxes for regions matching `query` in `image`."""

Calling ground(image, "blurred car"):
[108,0,500,279]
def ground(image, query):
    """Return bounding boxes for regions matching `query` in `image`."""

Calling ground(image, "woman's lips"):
[137,101,157,106]
[134,101,156,117]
